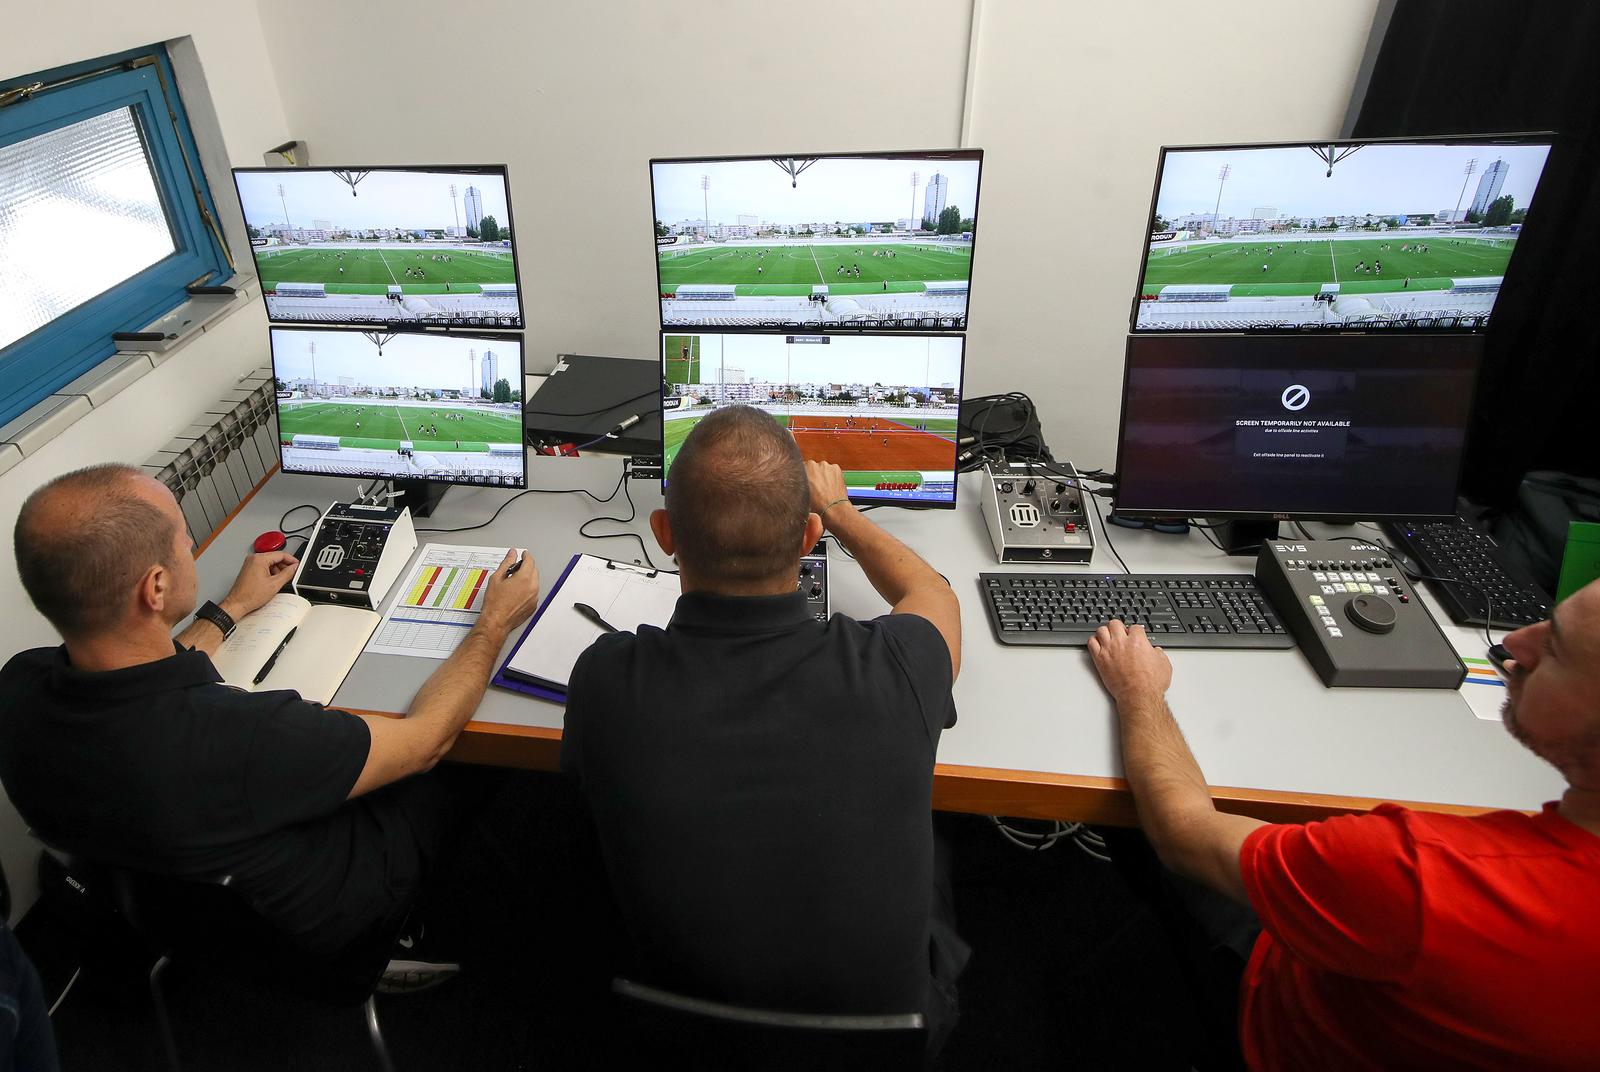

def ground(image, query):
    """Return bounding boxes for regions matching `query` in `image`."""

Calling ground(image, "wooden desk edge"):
[337,709,1510,826]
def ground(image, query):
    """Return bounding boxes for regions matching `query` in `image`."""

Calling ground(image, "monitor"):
[233,166,523,329]
[269,326,527,491]
[650,150,983,331]
[661,331,965,508]
[1114,332,1483,522]
[1130,135,1553,333]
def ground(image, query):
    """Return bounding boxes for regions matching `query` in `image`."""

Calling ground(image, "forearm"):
[403,620,509,764]
[1116,696,1261,896]
[824,505,946,606]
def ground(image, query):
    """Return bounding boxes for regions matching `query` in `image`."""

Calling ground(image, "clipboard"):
[492,553,679,703]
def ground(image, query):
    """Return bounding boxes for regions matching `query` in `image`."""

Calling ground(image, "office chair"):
[33,835,400,1072]
[611,977,927,1072]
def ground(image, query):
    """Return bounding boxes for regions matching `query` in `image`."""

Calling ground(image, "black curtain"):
[1350,1,1600,508]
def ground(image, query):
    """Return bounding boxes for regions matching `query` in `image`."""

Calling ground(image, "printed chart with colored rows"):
[405,564,491,611]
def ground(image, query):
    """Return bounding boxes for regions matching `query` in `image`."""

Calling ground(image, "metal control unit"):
[799,541,830,622]
[1255,537,1465,688]
[293,502,418,608]
[980,460,1096,563]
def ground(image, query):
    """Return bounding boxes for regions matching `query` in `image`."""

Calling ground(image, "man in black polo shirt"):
[562,405,968,1046]
[0,464,541,975]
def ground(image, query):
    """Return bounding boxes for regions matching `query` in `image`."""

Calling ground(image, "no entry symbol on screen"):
[1281,384,1311,411]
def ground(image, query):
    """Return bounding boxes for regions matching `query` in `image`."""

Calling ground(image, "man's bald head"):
[14,464,184,637]
[665,406,811,585]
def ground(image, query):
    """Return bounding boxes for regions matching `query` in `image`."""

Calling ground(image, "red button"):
[1065,522,1077,532]
[354,568,366,576]
[254,531,287,553]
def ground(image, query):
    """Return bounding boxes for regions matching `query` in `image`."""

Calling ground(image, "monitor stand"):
[391,478,449,519]
[1205,518,1279,556]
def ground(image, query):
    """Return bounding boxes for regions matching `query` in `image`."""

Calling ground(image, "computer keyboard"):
[1382,517,1552,629]
[979,574,1295,649]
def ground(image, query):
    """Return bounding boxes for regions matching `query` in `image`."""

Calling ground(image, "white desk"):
[195,460,1562,825]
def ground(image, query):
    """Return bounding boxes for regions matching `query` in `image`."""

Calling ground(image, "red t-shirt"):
[1239,802,1600,1071]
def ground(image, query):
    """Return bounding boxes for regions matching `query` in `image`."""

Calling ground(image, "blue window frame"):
[0,45,234,428]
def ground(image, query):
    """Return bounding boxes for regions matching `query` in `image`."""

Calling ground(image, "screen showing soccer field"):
[651,150,982,332]
[1131,138,1552,332]
[662,332,964,508]
[269,327,526,488]
[235,166,522,329]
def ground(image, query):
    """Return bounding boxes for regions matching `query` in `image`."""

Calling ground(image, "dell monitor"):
[234,165,523,329]
[269,326,526,513]
[1131,135,1553,332]
[650,150,983,331]
[1114,332,1482,530]
[661,331,965,508]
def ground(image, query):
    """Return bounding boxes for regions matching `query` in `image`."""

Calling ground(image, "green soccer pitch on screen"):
[1131,136,1553,333]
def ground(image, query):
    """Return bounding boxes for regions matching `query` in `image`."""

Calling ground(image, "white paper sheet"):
[367,544,510,659]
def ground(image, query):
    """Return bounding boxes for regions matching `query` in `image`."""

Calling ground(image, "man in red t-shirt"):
[1087,578,1600,1071]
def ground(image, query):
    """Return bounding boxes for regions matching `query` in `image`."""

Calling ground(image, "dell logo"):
[1281,384,1311,411]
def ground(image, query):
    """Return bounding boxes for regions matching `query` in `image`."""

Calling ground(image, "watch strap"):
[196,600,236,639]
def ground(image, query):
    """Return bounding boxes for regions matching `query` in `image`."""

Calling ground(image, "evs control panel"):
[1255,538,1465,688]
[980,460,1096,563]
[800,541,830,622]
[293,502,418,609]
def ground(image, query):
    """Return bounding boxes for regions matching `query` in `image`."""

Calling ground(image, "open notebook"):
[495,554,681,700]
[208,593,378,705]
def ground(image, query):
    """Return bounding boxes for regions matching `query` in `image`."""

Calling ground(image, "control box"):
[800,541,829,622]
[1255,537,1465,688]
[980,460,1096,563]
[293,502,418,609]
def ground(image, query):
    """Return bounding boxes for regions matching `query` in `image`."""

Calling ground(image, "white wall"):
[253,0,978,370]
[963,1,1381,464]
[0,3,292,917]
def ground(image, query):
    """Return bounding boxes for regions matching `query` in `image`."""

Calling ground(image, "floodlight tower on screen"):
[662,332,965,508]
[233,165,523,329]
[269,326,527,492]
[1131,136,1553,332]
[651,150,983,331]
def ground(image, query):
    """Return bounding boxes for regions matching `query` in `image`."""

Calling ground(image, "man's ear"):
[802,512,824,554]
[136,563,167,615]
[650,509,675,556]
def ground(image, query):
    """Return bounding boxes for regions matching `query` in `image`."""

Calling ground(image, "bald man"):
[0,464,541,982]
[1087,579,1600,1070]
[561,405,968,1049]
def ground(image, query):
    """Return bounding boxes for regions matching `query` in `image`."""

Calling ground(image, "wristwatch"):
[195,600,236,639]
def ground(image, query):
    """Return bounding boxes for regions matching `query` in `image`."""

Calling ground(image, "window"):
[0,45,234,428]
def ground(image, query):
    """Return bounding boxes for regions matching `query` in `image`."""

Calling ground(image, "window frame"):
[0,45,234,428]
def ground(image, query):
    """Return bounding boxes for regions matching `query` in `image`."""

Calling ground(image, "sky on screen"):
[237,170,512,230]
[677,333,963,387]
[271,328,520,389]
[653,157,981,226]
[1155,143,1551,220]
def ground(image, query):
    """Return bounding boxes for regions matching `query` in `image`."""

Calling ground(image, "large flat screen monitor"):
[1130,135,1553,333]
[1114,332,1483,521]
[651,150,983,331]
[269,326,526,488]
[234,166,523,329]
[661,331,964,508]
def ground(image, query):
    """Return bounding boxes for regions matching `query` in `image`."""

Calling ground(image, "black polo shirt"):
[561,590,957,1016]
[0,644,417,957]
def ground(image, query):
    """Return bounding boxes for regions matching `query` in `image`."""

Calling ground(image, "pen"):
[574,602,618,633]
[253,627,297,686]
[505,550,526,578]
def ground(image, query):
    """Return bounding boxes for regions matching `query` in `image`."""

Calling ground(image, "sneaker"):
[378,922,461,994]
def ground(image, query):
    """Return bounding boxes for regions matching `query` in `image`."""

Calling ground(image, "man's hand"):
[478,549,541,636]
[1088,620,1172,711]
[805,460,850,522]
[220,551,299,619]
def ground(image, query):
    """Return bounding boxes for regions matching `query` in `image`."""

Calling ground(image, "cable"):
[279,503,321,534]
[47,966,80,1018]
[415,470,627,535]
[524,388,657,418]
[1086,489,1131,574]
[577,473,677,573]
[1293,520,1315,541]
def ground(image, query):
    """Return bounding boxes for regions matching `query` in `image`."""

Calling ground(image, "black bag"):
[1489,471,1600,594]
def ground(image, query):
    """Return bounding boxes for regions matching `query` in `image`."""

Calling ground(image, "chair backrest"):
[612,977,927,1071]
